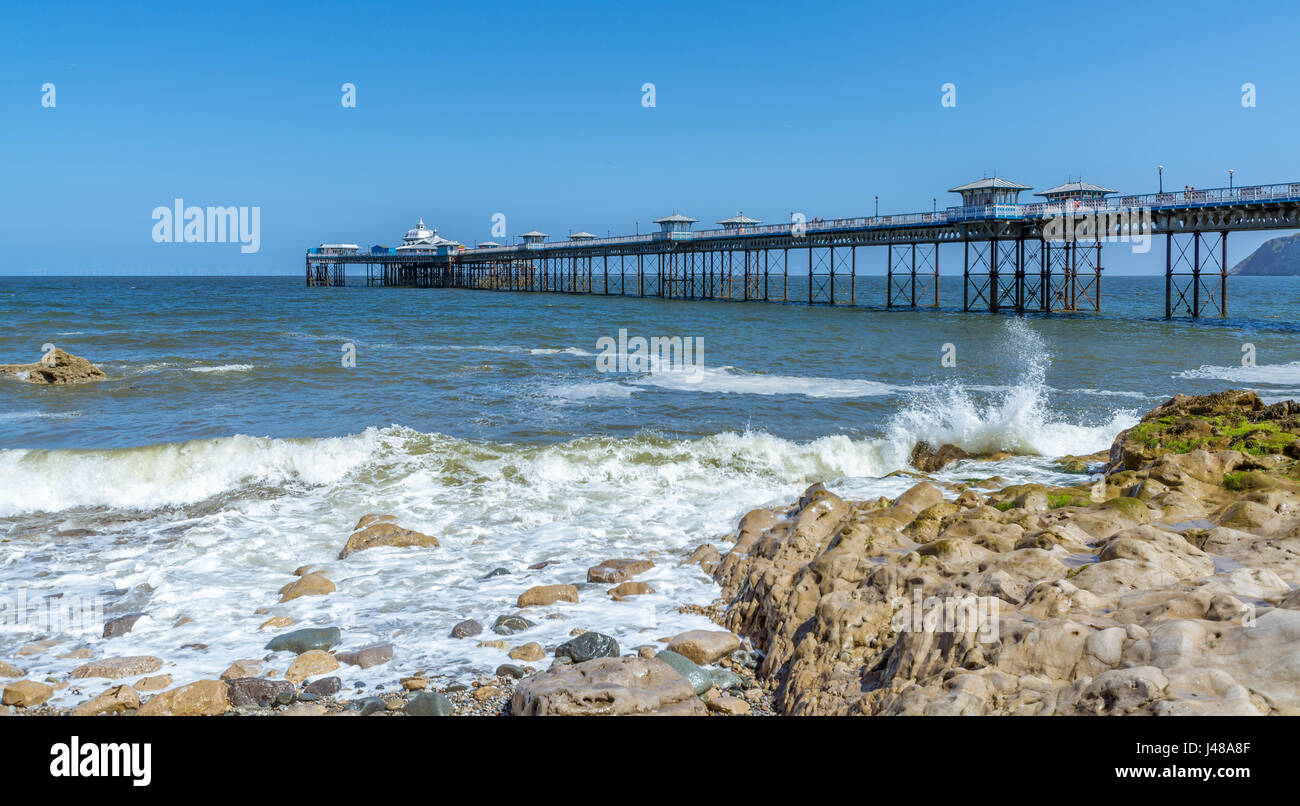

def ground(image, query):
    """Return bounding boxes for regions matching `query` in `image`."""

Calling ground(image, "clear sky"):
[2,0,1298,275]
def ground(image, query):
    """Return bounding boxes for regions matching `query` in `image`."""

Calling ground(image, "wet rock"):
[72,685,140,716]
[684,544,721,574]
[347,696,384,715]
[2,680,54,707]
[705,694,750,715]
[226,677,294,708]
[555,631,619,663]
[608,581,655,600]
[451,619,483,638]
[279,703,326,716]
[134,674,172,692]
[0,348,106,385]
[517,584,579,608]
[404,691,454,716]
[103,613,146,638]
[910,441,970,472]
[71,656,163,680]
[509,642,546,662]
[401,676,429,691]
[654,650,712,695]
[492,615,536,636]
[666,630,741,666]
[278,572,335,603]
[482,567,510,579]
[220,660,264,681]
[512,656,706,715]
[304,676,342,697]
[137,680,228,716]
[260,616,295,630]
[587,558,654,584]
[265,627,341,654]
[339,514,438,559]
[495,664,526,679]
[285,650,339,684]
[335,642,394,669]
[0,661,24,678]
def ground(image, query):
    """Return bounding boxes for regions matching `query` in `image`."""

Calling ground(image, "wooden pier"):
[306,179,1300,319]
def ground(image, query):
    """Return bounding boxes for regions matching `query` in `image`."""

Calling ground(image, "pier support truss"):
[964,239,1101,313]
[887,243,939,307]
[1165,231,1228,318]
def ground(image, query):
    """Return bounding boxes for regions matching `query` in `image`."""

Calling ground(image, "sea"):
[3,274,1300,702]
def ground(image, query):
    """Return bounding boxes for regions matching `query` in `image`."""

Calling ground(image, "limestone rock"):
[0,661,24,678]
[278,572,335,602]
[509,642,546,662]
[2,679,53,708]
[72,685,140,716]
[334,642,393,669]
[71,656,163,680]
[285,650,339,684]
[339,514,438,559]
[516,584,579,608]
[666,630,741,666]
[607,581,655,600]
[0,348,106,385]
[587,558,654,584]
[137,680,228,716]
[511,656,706,716]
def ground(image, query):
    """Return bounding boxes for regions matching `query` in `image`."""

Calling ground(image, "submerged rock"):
[554,631,619,663]
[265,627,341,654]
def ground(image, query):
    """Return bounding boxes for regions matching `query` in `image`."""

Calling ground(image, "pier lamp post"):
[932,197,936,212]
[1158,165,1164,194]
[1229,169,1235,190]
[874,195,879,217]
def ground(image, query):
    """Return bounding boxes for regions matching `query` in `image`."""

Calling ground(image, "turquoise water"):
[1,274,1298,700]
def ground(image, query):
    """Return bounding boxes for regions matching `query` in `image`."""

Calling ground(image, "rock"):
[509,642,546,662]
[285,650,339,684]
[260,616,295,630]
[492,615,535,636]
[608,581,655,600]
[910,442,970,472]
[0,348,106,385]
[684,544,721,573]
[512,656,706,716]
[516,584,579,608]
[349,696,385,716]
[401,676,429,691]
[102,613,146,638]
[637,645,657,659]
[2,680,53,707]
[481,567,510,579]
[58,648,93,659]
[495,664,526,679]
[1108,390,1294,471]
[404,691,454,716]
[705,695,751,715]
[474,685,501,702]
[478,640,510,650]
[555,631,619,664]
[305,676,342,697]
[666,630,741,666]
[137,680,228,716]
[71,656,163,679]
[226,677,294,708]
[265,627,341,654]
[709,668,746,691]
[134,675,172,692]
[71,685,140,716]
[220,660,264,681]
[335,642,394,669]
[654,650,713,694]
[338,514,438,559]
[279,703,326,716]
[278,572,335,603]
[587,558,654,584]
[451,619,483,638]
[0,661,24,678]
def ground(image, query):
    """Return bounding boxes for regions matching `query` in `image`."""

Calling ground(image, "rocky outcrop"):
[709,392,1300,716]
[0,348,106,385]
[338,515,438,559]
[1229,231,1300,275]
[511,656,706,715]
[909,442,970,472]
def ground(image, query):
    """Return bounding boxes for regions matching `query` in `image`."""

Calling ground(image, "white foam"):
[187,364,254,374]
[634,364,907,398]
[1178,361,1300,386]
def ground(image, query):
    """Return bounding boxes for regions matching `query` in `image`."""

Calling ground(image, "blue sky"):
[2,0,1298,275]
